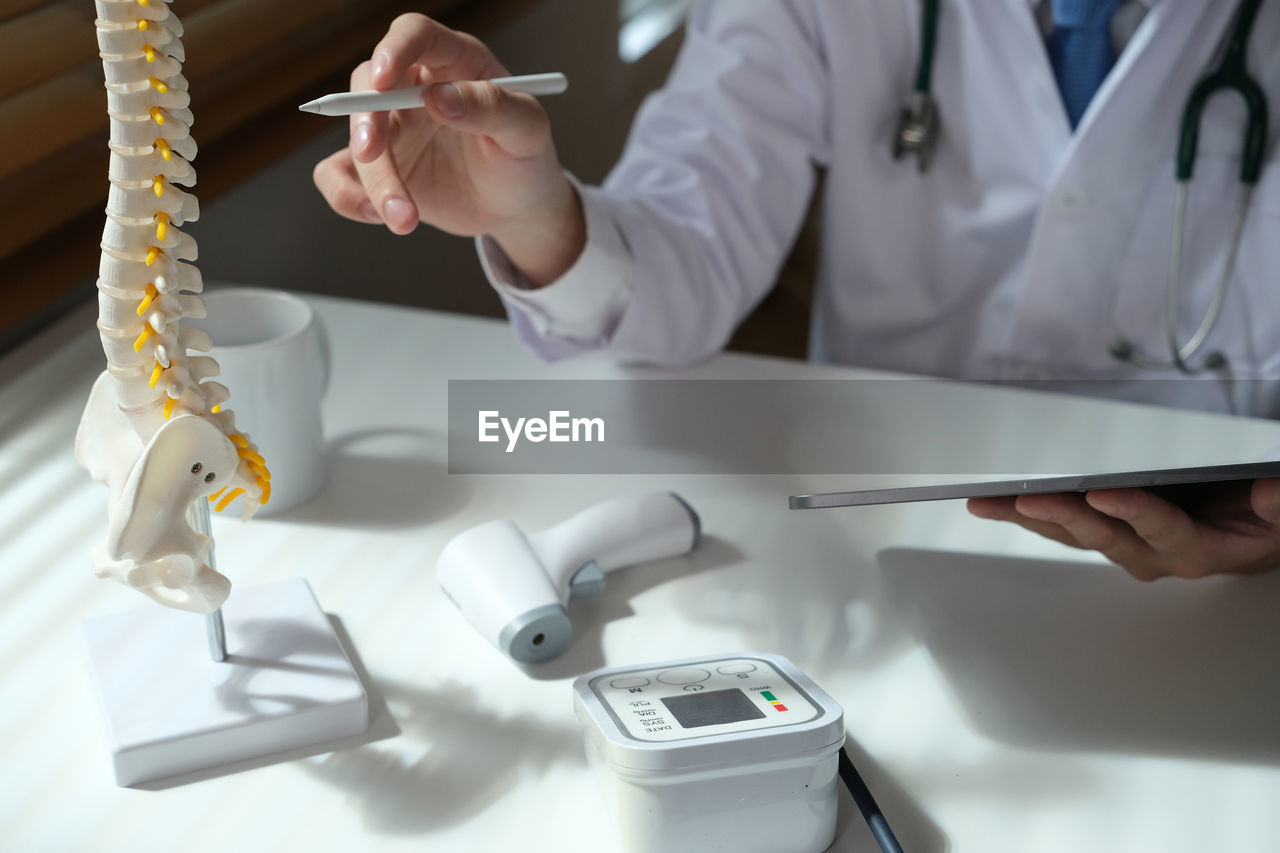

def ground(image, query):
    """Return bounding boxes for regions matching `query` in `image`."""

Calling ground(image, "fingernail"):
[358,200,380,222]
[371,52,390,81]
[353,121,372,156]
[384,197,413,228]
[431,83,464,119]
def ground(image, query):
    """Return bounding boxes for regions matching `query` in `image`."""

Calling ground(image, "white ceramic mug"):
[194,287,329,515]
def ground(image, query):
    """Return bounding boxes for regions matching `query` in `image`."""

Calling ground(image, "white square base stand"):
[82,577,369,787]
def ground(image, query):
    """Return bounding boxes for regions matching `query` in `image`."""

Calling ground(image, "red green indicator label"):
[761,691,787,712]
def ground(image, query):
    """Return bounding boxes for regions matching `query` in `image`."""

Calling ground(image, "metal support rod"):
[206,608,227,663]
[187,499,228,662]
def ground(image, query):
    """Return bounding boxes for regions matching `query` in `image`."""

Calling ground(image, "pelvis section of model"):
[76,0,270,614]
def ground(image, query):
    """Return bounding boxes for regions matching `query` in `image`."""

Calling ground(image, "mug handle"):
[312,310,332,396]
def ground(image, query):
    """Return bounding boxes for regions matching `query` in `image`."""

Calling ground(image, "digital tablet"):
[788,460,1280,510]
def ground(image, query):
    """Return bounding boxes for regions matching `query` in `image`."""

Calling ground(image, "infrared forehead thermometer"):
[436,492,700,664]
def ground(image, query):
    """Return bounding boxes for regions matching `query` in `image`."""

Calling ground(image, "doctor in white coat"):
[314,0,1280,579]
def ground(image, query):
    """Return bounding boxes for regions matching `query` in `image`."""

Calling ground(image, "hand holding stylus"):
[312,14,585,285]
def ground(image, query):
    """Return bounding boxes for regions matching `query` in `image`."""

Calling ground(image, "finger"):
[1085,488,1200,553]
[424,80,552,158]
[312,150,382,224]
[349,60,386,164]
[353,60,436,165]
[352,149,419,235]
[1250,477,1280,526]
[370,14,505,91]
[1085,488,1227,579]
[967,497,1088,549]
[967,496,1022,522]
[1017,492,1161,580]
[341,62,422,234]
[1092,484,1280,579]
[348,121,419,235]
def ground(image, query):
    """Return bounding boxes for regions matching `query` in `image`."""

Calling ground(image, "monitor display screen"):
[660,688,766,728]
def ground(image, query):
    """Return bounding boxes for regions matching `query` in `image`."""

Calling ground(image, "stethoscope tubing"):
[1161,183,1250,373]
[1132,0,1266,373]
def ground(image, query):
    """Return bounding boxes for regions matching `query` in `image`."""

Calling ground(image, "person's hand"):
[312,13,585,285]
[967,478,1280,580]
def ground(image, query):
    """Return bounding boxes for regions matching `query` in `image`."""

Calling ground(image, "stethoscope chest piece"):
[894,0,942,172]
[893,91,940,172]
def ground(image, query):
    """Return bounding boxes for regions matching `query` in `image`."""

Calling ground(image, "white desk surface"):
[4,293,1280,853]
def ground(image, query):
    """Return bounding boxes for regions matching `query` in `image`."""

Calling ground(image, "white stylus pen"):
[298,72,568,116]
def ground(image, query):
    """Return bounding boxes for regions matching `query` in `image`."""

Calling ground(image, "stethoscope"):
[893,0,1270,375]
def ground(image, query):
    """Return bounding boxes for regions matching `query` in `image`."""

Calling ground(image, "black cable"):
[838,745,905,853]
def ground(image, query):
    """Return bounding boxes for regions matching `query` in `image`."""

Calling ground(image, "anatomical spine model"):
[75,0,269,613]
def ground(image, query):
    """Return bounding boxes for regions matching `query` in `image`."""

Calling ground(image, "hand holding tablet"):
[791,462,1280,582]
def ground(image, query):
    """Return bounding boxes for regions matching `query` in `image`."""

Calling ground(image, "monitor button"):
[657,667,711,685]
[716,662,758,675]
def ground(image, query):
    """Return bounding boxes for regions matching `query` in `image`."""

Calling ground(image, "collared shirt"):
[1035,0,1151,48]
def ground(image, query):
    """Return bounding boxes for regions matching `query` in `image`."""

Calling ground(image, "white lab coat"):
[482,0,1280,417]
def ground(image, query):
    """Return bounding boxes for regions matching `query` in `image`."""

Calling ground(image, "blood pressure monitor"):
[572,653,845,853]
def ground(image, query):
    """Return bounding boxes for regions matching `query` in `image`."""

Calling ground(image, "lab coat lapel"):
[1011,0,1238,376]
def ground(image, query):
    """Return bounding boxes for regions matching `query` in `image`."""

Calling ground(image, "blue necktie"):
[1048,0,1124,129]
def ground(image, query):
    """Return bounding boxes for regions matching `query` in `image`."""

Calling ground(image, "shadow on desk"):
[140,613,586,833]
[295,673,586,836]
[135,615,400,791]
[879,548,1280,765]
[284,428,465,530]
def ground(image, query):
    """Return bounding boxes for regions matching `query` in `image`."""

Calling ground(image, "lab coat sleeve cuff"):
[478,175,635,355]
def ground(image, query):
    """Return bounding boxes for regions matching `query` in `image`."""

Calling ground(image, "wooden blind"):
[0,0,538,350]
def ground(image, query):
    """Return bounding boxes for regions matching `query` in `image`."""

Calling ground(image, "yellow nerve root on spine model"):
[75,0,271,614]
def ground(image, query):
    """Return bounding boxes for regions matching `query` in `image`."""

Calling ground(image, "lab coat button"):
[1058,186,1087,212]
